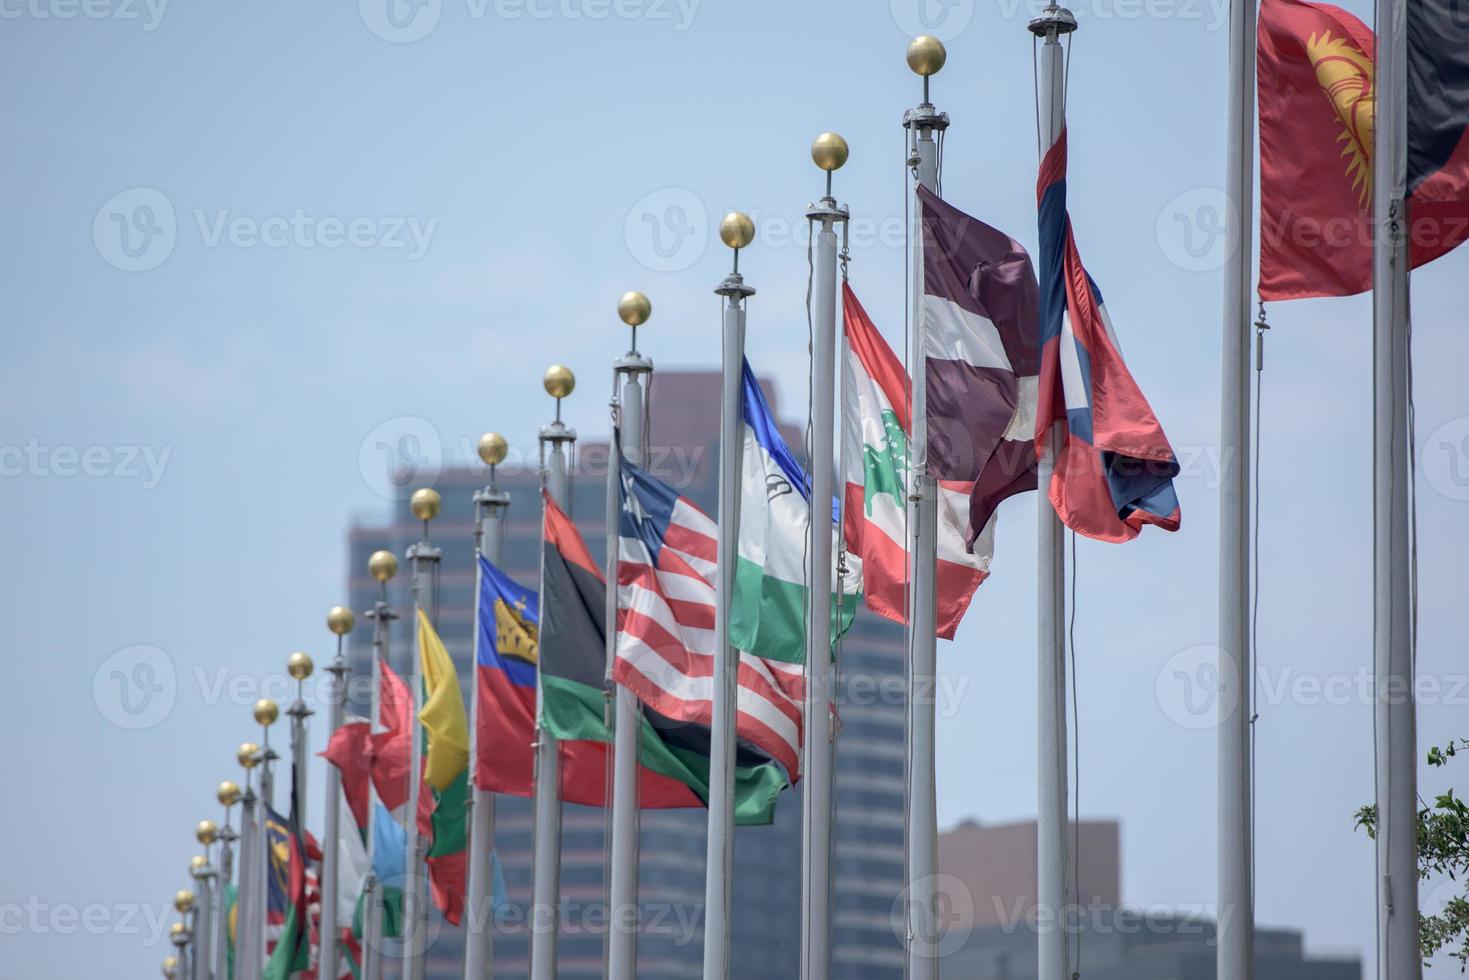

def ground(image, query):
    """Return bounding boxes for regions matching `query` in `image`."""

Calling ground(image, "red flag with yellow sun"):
[1258,0,1469,301]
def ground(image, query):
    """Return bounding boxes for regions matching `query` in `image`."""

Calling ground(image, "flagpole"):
[608,291,653,980]
[363,550,401,980]
[177,885,198,980]
[800,136,848,980]
[234,742,262,980]
[405,488,443,980]
[251,701,281,978]
[171,915,192,980]
[901,36,947,980]
[1027,9,1075,980]
[1218,0,1258,976]
[466,433,510,980]
[532,366,577,980]
[320,606,356,980]
[192,826,218,980]
[1373,0,1420,974]
[213,781,240,980]
[703,211,755,980]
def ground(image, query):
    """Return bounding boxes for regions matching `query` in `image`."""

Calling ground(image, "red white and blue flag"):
[1036,130,1181,542]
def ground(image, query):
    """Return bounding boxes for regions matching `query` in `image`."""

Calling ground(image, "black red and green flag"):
[539,490,790,824]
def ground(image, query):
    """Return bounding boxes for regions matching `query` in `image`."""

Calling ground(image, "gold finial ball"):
[253,698,279,726]
[236,742,259,769]
[409,487,441,522]
[189,855,207,874]
[719,212,755,250]
[169,921,187,939]
[174,890,195,914]
[477,432,508,466]
[287,651,314,680]
[196,819,219,845]
[217,780,241,806]
[368,549,398,582]
[617,291,651,328]
[811,132,850,172]
[907,35,947,76]
[327,605,355,636]
[543,364,575,399]
[162,955,177,976]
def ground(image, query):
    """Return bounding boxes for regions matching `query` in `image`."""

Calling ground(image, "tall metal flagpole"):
[1219,0,1257,976]
[703,211,755,980]
[901,36,948,980]
[1373,0,1420,974]
[802,135,849,980]
[233,742,262,980]
[405,488,444,980]
[532,366,577,980]
[192,825,219,980]
[321,605,356,980]
[253,698,281,980]
[608,291,653,980]
[1027,11,1075,980]
[363,550,400,980]
[213,781,240,980]
[466,433,510,980]
[176,886,198,980]
[171,917,191,980]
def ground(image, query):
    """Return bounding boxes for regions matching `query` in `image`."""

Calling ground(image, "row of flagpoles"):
[151,0,1448,975]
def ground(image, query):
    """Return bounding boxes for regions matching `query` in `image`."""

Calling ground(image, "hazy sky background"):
[3,0,1467,976]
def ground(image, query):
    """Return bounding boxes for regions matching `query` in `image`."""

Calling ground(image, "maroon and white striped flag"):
[917,185,1040,546]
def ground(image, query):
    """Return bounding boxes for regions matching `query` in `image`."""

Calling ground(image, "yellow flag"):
[416,608,470,791]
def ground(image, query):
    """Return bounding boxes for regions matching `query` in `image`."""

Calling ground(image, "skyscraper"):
[347,370,907,978]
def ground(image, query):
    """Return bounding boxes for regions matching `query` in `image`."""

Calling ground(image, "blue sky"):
[3,0,1468,975]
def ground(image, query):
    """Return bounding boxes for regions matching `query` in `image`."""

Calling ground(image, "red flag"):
[1258,0,1469,300]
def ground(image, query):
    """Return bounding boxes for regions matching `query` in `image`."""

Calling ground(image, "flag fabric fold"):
[842,284,994,639]
[263,771,310,980]
[1258,0,1469,300]
[474,556,540,796]
[1036,128,1181,542]
[614,457,803,820]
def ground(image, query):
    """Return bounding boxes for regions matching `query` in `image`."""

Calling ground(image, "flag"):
[476,549,703,808]
[323,716,406,946]
[409,610,470,925]
[614,459,804,822]
[842,283,997,639]
[539,491,726,811]
[474,556,540,796]
[1258,0,1469,300]
[263,771,310,980]
[1036,129,1181,541]
[732,360,856,661]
